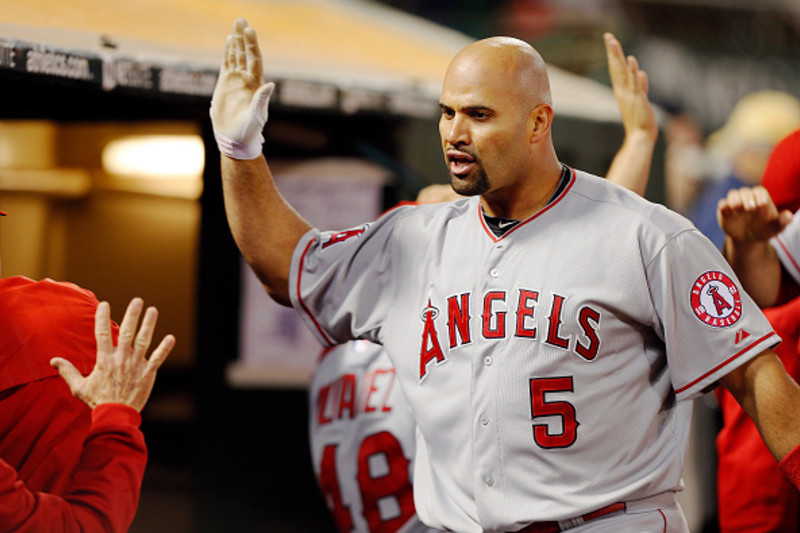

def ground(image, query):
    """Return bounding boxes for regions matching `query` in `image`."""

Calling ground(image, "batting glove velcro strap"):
[779,441,800,489]
[214,130,264,160]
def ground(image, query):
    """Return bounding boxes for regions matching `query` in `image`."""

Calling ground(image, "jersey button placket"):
[473,245,504,520]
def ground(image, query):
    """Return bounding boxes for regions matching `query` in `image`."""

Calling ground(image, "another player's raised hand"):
[210,17,275,160]
[604,32,657,143]
[50,298,175,412]
[718,186,793,244]
[603,32,657,196]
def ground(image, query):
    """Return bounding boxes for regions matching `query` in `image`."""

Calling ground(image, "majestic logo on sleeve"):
[690,271,742,327]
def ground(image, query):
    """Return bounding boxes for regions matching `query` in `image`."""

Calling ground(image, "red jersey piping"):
[478,167,576,243]
[674,331,777,394]
[775,234,800,276]
[296,238,335,346]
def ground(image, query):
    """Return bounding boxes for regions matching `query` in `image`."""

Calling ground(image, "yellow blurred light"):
[102,135,204,178]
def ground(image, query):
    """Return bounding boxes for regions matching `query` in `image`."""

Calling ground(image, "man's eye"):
[441,108,454,118]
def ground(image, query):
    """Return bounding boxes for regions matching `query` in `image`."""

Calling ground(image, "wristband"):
[779,440,800,489]
[214,130,264,160]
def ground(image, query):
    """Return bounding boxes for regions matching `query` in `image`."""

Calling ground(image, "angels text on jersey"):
[419,289,601,381]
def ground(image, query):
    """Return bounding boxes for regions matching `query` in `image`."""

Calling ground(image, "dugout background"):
[12,0,796,531]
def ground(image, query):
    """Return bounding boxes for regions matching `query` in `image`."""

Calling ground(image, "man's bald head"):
[438,35,560,211]
[445,37,552,110]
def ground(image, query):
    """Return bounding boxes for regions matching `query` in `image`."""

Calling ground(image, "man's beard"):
[450,167,489,197]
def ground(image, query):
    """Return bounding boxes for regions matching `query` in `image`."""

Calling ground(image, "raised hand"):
[50,298,175,412]
[603,32,658,196]
[210,17,276,159]
[604,32,657,144]
[718,186,793,244]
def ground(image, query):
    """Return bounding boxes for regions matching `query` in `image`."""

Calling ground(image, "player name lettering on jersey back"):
[316,368,397,425]
[420,289,601,380]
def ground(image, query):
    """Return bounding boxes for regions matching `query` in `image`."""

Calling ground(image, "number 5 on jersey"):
[530,376,579,448]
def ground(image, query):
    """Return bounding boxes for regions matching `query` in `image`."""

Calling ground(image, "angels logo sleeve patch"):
[690,271,742,328]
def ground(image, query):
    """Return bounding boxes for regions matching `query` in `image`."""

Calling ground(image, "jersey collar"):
[478,165,575,242]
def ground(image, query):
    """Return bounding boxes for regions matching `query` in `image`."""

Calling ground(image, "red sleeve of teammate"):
[0,404,147,533]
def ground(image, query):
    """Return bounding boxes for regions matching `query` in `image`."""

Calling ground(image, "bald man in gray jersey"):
[211,19,800,532]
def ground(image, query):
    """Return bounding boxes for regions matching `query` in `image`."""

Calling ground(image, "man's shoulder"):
[375,196,475,230]
[1,276,99,305]
[569,168,697,236]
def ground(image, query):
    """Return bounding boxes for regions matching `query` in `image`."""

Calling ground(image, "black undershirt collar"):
[483,165,570,237]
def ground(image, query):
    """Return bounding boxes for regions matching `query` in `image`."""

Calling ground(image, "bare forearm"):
[606,130,656,196]
[721,350,800,461]
[221,155,312,305]
[723,236,782,307]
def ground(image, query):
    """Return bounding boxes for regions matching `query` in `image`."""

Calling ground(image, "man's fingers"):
[94,301,114,358]
[233,19,247,71]
[717,196,733,217]
[779,210,794,230]
[637,70,649,94]
[50,357,84,395]
[223,35,235,71]
[739,188,759,210]
[243,27,263,81]
[723,188,745,211]
[604,33,623,62]
[252,82,275,121]
[604,33,626,83]
[145,335,176,375]
[752,186,772,206]
[133,306,159,355]
[118,298,144,348]
[626,55,639,76]
[234,37,246,71]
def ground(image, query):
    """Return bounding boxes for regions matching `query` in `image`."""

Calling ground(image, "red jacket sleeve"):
[0,403,147,533]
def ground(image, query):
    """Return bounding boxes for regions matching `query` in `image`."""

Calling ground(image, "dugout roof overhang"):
[0,0,624,122]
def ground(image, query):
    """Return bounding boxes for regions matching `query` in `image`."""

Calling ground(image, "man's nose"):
[444,115,470,146]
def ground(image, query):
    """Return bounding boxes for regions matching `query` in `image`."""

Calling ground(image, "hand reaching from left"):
[210,17,276,160]
[51,298,175,412]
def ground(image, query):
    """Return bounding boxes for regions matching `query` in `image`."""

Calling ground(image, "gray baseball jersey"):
[290,168,778,532]
[309,340,437,533]
[772,210,800,285]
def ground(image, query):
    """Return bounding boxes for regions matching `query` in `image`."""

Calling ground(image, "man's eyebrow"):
[438,103,493,112]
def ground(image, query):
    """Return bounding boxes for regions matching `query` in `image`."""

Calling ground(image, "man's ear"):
[528,103,553,144]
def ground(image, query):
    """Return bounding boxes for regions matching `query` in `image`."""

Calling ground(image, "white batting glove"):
[210,18,275,160]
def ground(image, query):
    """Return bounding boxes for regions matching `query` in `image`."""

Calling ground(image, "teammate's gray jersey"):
[290,168,778,532]
[772,209,800,285]
[309,340,436,533]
